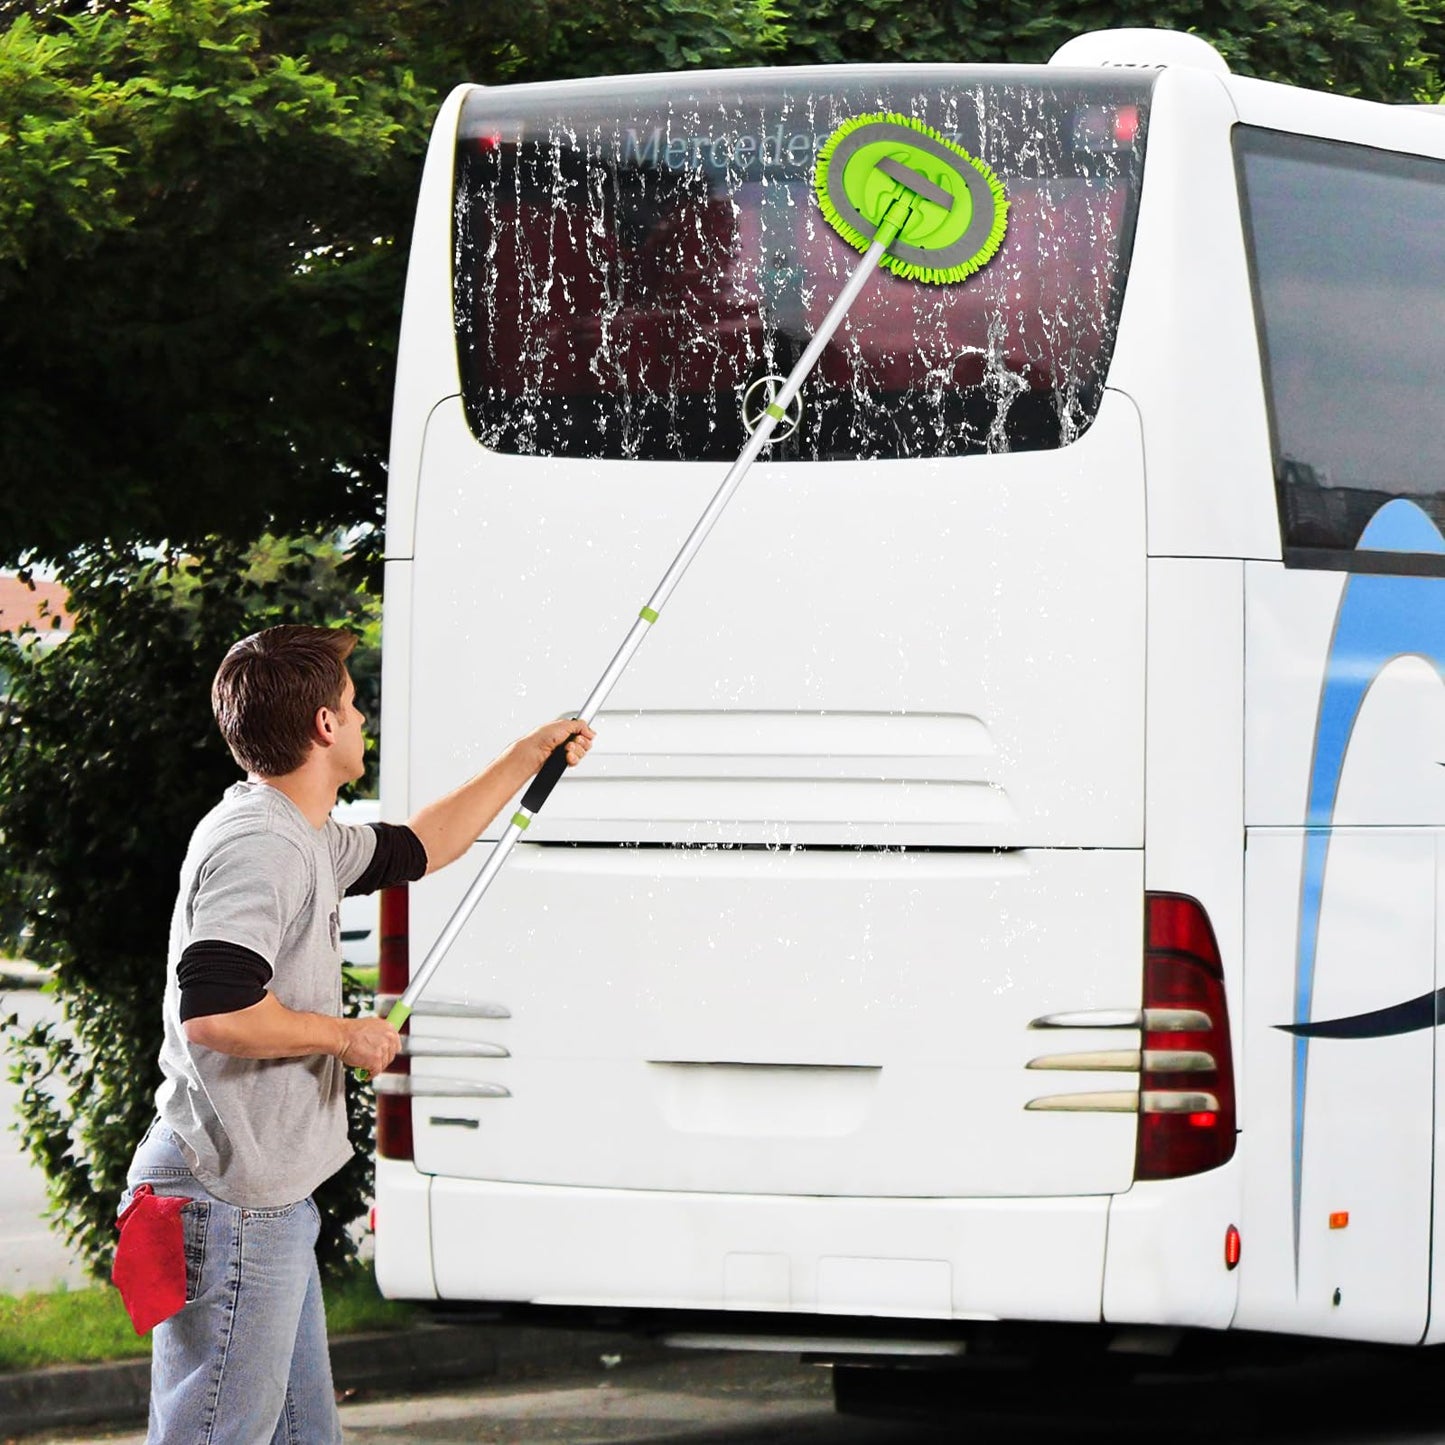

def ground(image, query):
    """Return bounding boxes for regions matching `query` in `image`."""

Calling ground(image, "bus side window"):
[1236,128,1445,573]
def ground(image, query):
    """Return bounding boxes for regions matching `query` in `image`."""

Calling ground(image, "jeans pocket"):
[242,1201,303,1221]
[181,1200,210,1304]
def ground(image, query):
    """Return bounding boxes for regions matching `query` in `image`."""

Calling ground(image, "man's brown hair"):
[212,625,357,778]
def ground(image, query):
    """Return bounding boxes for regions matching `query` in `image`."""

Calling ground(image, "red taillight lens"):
[377,1093,413,1164]
[376,884,413,1162]
[378,885,410,997]
[1135,893,1237,1181]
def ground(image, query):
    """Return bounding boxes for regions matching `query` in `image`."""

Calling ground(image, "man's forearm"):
[406,746,532,873]
[183,992,344,1060]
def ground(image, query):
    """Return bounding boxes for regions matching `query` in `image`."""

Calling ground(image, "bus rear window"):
[455,70,1151,463]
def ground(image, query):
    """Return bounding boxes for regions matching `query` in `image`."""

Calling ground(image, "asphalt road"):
[338,1354,922,1444]
[0,986,90,1294]
[20,1346,1445,1445]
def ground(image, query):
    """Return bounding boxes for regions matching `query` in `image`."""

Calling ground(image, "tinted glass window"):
[1237,128,1445,572]
[454,70,1150,463]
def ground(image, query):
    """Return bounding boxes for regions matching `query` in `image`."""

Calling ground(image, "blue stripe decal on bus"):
[1289,499,1445,1283]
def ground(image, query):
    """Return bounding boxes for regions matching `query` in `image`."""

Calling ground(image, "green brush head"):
[815,112,1009,284]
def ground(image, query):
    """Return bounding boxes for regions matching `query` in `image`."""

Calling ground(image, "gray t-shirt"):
[155,781,376,1208]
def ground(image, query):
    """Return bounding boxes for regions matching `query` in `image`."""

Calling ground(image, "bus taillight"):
[376,884,414,1162]
[1135,893,1237,1180]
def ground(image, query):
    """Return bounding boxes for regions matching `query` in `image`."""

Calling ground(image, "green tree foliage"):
[0,0,424,564]
[773,0,1442,101]
[0,536,380,1277]
[0,0,785,568]
[0,0,1438,569]
[495,0,783,82]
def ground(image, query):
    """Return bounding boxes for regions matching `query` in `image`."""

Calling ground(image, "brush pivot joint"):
[874,156,956,213]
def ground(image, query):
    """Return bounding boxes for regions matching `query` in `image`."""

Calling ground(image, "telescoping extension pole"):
[360,114,1010,1077]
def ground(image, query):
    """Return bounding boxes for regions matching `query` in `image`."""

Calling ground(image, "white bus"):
[373,25,1445,1394]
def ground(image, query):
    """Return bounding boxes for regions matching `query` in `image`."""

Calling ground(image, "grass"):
[0,1287,146,1372]
[0,1265,414,1373]
[320,1264,415,1338]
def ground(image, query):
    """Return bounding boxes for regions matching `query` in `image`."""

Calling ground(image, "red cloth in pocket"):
[112,1183,192,1335]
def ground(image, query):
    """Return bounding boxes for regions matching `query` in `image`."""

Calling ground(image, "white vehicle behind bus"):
[373,26,1445,1398]
[333,798,381,970]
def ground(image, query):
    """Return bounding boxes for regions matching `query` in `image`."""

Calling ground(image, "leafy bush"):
[772,0,1442,102]
[0,535,380,1279]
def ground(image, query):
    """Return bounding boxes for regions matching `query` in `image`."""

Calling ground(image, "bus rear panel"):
[376,33,1445,1359]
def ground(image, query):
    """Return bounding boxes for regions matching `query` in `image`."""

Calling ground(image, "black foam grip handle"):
[520,738,571,813]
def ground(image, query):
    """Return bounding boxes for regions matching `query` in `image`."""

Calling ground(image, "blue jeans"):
[123,1123,343,1445]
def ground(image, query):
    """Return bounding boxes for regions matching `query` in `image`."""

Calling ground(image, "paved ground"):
[22,1346,1445,1445]
[336,1355,910,1445]
[0,985,90,1294]
[12,1353,939,1444]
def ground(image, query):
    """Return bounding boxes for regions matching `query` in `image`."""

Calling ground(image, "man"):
[119,624,593,1443]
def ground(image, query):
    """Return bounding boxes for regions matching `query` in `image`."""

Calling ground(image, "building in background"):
[0,575,73,645]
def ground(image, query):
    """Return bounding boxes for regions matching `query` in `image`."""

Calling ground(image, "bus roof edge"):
[1049,28,1230,76]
